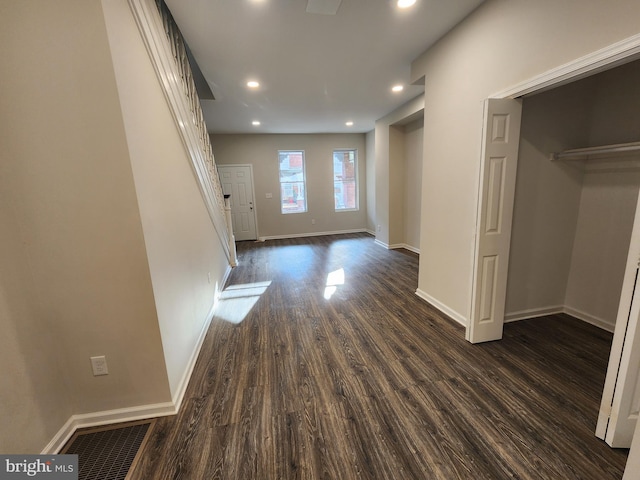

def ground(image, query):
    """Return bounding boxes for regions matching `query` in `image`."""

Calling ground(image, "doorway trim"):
[469,32,640,338]
[491,33,640,100]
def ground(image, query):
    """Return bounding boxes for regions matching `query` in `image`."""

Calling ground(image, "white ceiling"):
[165,0,485,134]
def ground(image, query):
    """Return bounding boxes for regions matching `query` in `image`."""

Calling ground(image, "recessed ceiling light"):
[252,120,261,126]
[346,121,354,127]
[397,0,416,8]
[247,80,260,88]
[392,85,404,92]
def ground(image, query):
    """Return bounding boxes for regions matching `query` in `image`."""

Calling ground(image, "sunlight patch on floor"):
[324,268,345,300]
[216,281,272,324]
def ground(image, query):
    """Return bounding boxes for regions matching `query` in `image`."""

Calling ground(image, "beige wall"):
[1,0,234,452]
[0,184,72,453]
[389,126,406,246]
[211,134,367,239]
[102,0,230,400]
[564,170,640,328]
[588,61,640,147]
[366,130,376,233]
[403,119,424,251]
[0,0,172,451]
[412,0,640,322]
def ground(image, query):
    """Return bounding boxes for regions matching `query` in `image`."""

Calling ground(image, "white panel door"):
[467,98,522,344]
[218,165,257,241]
[597,192,640,448]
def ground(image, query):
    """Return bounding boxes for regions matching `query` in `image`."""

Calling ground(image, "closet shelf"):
[551,141,640,162]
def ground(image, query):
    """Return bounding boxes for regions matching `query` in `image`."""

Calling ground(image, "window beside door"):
[278,150,307,214]
[333,149,358,211]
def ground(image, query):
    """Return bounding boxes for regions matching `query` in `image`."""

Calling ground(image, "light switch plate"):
[91,356,109,376]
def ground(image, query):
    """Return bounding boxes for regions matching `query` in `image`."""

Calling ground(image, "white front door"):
[218,165,257,241]
[468,98,522,344]
[597,193,640,448]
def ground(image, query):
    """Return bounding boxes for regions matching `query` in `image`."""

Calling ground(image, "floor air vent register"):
[60,419,155,480]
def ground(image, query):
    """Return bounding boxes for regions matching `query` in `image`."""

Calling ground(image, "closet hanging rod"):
[551,141,640,161]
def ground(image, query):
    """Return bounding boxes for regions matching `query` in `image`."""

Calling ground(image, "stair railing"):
[129,0,237,266]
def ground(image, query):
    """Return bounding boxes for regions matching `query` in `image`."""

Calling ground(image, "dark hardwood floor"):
[130,233,628,479]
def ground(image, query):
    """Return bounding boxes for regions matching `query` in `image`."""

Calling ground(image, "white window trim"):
[278,150,308,215]
[333,148,359,212]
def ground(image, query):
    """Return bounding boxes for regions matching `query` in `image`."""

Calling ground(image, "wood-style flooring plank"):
[130,233,628,480]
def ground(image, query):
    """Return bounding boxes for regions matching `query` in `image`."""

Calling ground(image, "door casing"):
[218,164,258,241]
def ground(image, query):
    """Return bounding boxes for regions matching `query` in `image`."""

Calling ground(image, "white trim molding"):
[415,289,467,327]
[504,306,564,323]
[390,243,420,254]
[258,229,368,242]
[504,305,615,333]
[563,306,616,333]
[373,241,420,254]
[374,239,389,249]
[492,33,640,99]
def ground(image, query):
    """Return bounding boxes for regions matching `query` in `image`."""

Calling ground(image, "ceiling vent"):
[306,0,342,15]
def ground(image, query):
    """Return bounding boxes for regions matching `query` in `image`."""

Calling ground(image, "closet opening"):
[505,59,640,448]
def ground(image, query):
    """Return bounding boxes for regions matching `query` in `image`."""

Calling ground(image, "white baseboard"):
[42,401,176,454]
[563,305,616,333]
[504,304,616,333]
[221,264,232,288]
[374,239,389,249]
[393,243,420,254]
[414,289,467,327]
[405,244,420,254]
[504,305,564,323]
[258,228,367,242]
[365,229,376,236]
[373,240,420,254]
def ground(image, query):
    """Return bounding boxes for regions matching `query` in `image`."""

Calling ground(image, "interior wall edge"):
[414,289,467,327]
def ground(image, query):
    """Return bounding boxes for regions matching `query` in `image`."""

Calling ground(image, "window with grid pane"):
[333,149,358,211]
[278,150,307,214]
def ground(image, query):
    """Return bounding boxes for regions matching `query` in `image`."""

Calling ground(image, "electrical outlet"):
[265,193,273,199]
[377,224,382,232]
[90,356,109,376]
[312,219,316,225]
